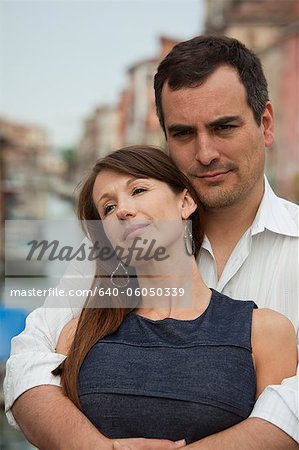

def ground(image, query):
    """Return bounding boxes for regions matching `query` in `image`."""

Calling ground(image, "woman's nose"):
[116,206,137,220]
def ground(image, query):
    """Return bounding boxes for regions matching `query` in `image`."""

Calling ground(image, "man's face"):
[161,65,274,210]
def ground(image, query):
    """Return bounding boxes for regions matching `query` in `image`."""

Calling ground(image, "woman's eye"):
[103,204,115,215]
[132,187,147,195]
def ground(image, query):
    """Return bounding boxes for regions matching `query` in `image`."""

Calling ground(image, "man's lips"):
[123,223,150,241]
[196,170,231,182]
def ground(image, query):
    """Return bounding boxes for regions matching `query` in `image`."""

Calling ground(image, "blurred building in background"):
[123,36,177,147]
[77,105,121,174]
[205,0,299,201]
[76,36,178,171]
[0,117,68,275]
[205,0,298,48]
[0,117,49,220]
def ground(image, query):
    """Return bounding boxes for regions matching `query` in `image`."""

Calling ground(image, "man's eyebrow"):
[209,115,242,127]
[166,124,195,134]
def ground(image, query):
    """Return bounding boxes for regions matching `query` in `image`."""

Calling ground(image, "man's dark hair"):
[154,35,269,133]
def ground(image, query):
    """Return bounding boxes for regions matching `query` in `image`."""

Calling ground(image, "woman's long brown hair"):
[52,145,203,407]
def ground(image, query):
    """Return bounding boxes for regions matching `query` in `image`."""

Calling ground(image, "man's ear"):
[262,101,274,148]
[180,189,198,219]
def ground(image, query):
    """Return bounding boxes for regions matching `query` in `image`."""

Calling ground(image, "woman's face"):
[92,169,196,266]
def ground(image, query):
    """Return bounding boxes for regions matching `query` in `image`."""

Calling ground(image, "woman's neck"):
[135,258,211,320]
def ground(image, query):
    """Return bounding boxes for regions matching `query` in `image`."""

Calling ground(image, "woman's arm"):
[56,317,79,355]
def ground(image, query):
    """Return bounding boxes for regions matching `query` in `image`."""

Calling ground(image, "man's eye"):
[132,187,147,195]
[173,129,193,138]
[215,124,235,132]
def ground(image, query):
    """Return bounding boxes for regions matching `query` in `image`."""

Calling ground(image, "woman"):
[54,145,297,450]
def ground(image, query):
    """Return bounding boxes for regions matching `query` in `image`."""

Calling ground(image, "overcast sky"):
[0,0,204,149]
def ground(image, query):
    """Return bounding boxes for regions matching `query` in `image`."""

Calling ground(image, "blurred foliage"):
[61,148,77,170]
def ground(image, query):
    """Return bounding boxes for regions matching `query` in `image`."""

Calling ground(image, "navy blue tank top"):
[78,289,257,443]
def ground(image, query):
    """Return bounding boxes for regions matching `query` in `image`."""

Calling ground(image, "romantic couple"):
[4,35,299,450]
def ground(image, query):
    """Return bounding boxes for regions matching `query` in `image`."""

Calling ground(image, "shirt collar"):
[250,176,299,237]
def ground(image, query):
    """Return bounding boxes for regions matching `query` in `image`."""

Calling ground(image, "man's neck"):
[201,181,264,279]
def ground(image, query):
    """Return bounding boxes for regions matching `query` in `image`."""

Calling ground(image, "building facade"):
[76,36,179,173]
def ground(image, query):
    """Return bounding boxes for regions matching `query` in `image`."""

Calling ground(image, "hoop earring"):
[184,222,195,256]
[110,260,129,288]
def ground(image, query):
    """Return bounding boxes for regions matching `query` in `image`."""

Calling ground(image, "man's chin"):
[197,185,240,209]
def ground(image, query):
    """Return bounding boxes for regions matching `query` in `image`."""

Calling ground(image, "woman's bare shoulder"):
[252,308,296,341]
[56,317,79,355]
[252,308,297,397]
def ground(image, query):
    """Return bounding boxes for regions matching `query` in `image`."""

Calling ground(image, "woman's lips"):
[123,223,150,241]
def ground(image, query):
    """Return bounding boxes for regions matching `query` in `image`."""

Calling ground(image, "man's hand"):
[112,438,186,450]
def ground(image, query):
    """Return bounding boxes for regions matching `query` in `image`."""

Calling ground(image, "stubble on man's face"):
[186,150,264,210]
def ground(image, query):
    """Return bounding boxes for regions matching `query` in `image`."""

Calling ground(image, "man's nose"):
[194,134,220,166]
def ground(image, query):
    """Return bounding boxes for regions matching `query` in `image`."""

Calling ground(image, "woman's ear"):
[180,189,198,219]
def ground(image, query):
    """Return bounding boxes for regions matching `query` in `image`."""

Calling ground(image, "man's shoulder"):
[264,178,298,218]
[276,195,299,212]
[264,185,299,237]
[276,195,299,226]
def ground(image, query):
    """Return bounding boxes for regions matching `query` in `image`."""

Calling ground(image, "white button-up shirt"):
[198,179,299,442]
[4,178,299,442]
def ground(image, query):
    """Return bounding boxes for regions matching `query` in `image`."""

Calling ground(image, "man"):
[4,35,298,449]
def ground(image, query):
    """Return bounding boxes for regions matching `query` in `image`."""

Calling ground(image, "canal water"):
[0,410,36,449]
[1,194,75,449]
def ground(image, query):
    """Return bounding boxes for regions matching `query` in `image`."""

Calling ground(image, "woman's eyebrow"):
[95,177,149,205]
